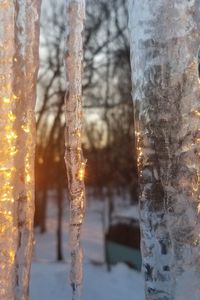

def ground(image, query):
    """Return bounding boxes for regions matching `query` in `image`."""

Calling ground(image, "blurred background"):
[30,0,144,299]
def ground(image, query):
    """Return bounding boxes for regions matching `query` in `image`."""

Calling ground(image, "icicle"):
[14,1,42,299]
[64,0,86,299]
[0,1,20,298]
[0,0,41,299]
[128,0,200,299]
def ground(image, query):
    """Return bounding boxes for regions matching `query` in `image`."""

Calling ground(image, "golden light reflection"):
[9,250,15,264]
[77,162,85,181]
[2,93,18,104]
[3,97,10,103]
[135,130,143,171]
[26,174,31,183]
[7,112,16,121]
[193,110,200,117]
[12,94,18,100]
[23,116,34,230]
[6,131,17,141]
[0,69,19,285]
[0,1,26,291]
[10,146,17,156]
[21,124,30,133]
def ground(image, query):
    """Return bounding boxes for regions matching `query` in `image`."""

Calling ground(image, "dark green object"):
[105,222,142,271]
[106,240,142,271]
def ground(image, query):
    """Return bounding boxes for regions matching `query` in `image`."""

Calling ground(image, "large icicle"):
[0,0,41,299]
[0,2,18,298]
[64,0,86,299]
[128,1,200,299]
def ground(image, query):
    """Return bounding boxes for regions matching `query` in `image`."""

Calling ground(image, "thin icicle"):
[64,0,86,299]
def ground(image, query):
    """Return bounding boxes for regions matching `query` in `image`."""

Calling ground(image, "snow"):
[30,195,144,299]
[30,263,144,300]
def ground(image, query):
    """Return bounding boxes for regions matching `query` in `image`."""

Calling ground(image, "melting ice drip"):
[64,0,86,299]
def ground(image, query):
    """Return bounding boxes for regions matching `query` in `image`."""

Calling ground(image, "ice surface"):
[15,1,42,299]
[0,1,41,299]
[64,0,86,299]
[129,1,200,299]
[0,2,17,298]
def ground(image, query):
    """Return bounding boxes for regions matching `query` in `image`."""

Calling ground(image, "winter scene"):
[0,0,200,299]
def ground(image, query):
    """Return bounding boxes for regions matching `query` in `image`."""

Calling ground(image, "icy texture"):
[0,0,41,299]
[0,2,18,298]
[14,1,42,299]
[128,1,200,299]
[64,0,86,299]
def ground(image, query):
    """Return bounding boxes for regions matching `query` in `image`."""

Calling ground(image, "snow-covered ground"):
[30,194,144,299]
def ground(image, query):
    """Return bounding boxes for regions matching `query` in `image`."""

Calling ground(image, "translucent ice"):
[128,1,200,299]
[64,0,86,299]
[0,1,41,299]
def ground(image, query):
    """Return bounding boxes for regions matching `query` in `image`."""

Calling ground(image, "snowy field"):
[30,194,144,299]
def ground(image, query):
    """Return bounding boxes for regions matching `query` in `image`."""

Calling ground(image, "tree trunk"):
[57,186,63,261]
[40,188,47,233]
[128,1,200,299]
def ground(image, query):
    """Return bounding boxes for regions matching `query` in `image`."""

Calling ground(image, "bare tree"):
[35,0,137,261]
